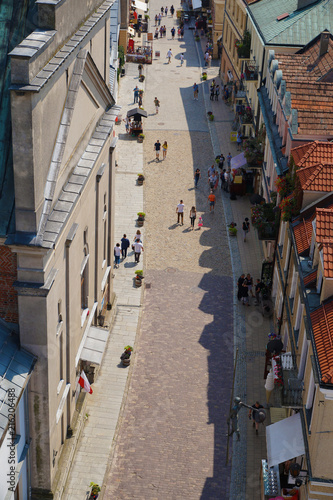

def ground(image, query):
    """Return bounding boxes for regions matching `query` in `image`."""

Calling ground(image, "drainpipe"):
[219,1,227,82]
[256,46,266,132]
[65,223,78,429]
[95,163,106,312]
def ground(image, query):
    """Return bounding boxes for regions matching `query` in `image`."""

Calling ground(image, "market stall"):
[127,108,148,136]
[126,42,152,64]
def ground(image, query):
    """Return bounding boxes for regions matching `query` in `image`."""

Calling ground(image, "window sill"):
[81,308,90,328]
[57,379,64,395]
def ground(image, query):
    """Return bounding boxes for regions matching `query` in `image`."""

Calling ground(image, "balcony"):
[257,222,279,240]
[245,61,259,82]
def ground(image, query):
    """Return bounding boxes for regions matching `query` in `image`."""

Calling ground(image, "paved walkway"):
[64,4,271,500]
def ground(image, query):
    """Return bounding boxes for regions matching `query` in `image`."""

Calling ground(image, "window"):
[81,229,89,310]
[316,269,323,295]
[278,221,287,247]
[289,267,298,302]
[298,336,308,380]
[284,240,291,272]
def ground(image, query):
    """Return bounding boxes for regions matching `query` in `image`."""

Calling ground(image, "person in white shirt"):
[176,200,185,225]
[167,49,173,63]
[114,243,121,268]
[180,53,184,66]
[133,239,144,263]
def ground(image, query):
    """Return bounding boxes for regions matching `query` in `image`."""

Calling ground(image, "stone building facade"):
[7,0,120,495]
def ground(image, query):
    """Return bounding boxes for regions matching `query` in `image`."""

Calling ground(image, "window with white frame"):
[284,239,291,272]
[289,266,298,302]
[278,220,287,247]
[298,336,308,380]
[81,229,89,310]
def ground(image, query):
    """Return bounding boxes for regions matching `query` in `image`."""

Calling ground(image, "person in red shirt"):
[208,190,216,212]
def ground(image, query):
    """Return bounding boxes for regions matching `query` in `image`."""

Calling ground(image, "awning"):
[81,326,109,365]
[231,152,247,170]
[193,0,202,9]
[127,108,148,119]
[266,413,305,467]
[134,0,148,11]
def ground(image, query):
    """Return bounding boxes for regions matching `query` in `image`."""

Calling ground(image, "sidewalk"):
[62,63,146,499]
[195,35,271,499]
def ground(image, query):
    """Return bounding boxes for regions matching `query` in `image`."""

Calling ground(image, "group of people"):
[114,231,144,267]
[154,5,175,25]
[176,200,203,229]
[209,80,220,101]
[154,139,168,160]
[237,273,264,306]
[133,85,144,106]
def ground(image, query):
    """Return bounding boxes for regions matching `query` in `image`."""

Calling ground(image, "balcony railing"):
[245,61,259,81]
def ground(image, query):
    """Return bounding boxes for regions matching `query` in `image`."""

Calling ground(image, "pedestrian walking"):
[208,164,216,177]
[114,243,121,268]
[204,52,209,66]
[123,116,129,134]
[208,54,212,67]
[121,234,130,259]
[198,216,203,229]
[163,25,167,37]
[165,6,168,15]
[161,6,164,15]
[159,25,163,37]
[241,276,250,306]
[162,141,168,159]
[154,139,161,161]
[194,168,201,188]
[170,4,174,16]
[193,83,199,100]
[180,27,184,38]
[154,28,159,39]
[227,152,232,168]
[138,63,143,77]
[155,14,158,25]
[210,86,215,100]
[158,13,162,25]
[236,131,243,151]
[154,97,160,114]
[215,85,220,101]
[138,90,143,107]
[255,278,264,304]
[189,206,196,229]
[242,217,250,241]
[219,154,225,169]
[133,85,139,104]
[180,53,185,66]
[237,274,245,301]
[133,239,144,263]
[167,48,173,63]
[224,170,229,192]
[220,169,225,189]
[171,27,175,39]
[249,402,264,435]
[246,273,254,297]
[176,200,185,225]
[133,230,142,248]
[208,190,216,212]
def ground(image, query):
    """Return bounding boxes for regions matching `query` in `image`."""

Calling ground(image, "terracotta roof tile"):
[315,209,333,245]
[303,269,317,287]
[322,242,333,278]
[292,141,333,168]
[296,163,333,191]
[292,216,314,255]
[310,300,333,384]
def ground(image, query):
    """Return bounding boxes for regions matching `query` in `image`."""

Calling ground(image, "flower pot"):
[135,277,143,287]
[137,176,144,185]
[138,136,143,143]
[122,357,131,366]
[137,217,144,227]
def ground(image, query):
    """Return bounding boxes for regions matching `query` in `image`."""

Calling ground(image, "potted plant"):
[137,212,145,226]
[207,111,214,121]
[144,14,150,20]
[139,74,145,82]
[202,72,207,80]
[138,133,145,143]
[134,270,144,287]
[89,482,101,500]
[120,345,133,366]
[137,173,145,185]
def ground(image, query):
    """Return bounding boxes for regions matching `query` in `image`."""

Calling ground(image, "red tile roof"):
[275,37,333,136]
[311,301,333,384]
[315,209,333,244]
[291,141,333,168]
[296,163,333,192]
[293,216,314,255]
[303,269,317,287]
[322,241,333,278]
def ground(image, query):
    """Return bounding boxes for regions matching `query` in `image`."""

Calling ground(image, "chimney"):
[297,0,318,9]
[319,30,330,57]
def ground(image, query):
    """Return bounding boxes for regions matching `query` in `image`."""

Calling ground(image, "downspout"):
[96,163,106,314]
[219,0,227,81]
[256,46,266,132]
[65,223,78,429]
